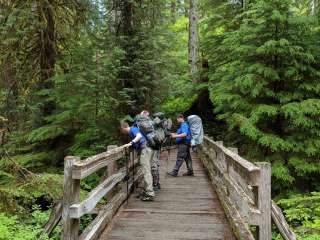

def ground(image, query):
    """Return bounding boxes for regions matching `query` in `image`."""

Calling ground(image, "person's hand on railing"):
[124,142,133,148]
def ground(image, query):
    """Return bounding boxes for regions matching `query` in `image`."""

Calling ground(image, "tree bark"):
[188,0,199,82]
[171,0,177,23]
[310,0,318,15]
[37,1,56,121]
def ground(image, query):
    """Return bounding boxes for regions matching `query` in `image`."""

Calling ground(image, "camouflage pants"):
[139,147,155,197]
[150,150,160,186]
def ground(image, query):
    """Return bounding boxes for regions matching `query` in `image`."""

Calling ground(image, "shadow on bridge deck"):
[99,149,236,240]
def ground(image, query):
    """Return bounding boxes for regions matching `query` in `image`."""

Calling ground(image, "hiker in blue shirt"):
[121,122,155,201]
[167,114,194,177]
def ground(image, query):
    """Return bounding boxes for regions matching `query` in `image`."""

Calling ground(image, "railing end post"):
[256,162,272,240]
[62,156,80,240]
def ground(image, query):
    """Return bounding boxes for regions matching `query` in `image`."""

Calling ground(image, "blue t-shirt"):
[176,122,191,144]
[129,127,146,150]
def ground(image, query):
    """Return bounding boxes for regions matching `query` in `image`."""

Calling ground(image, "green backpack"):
[152,112,172,148]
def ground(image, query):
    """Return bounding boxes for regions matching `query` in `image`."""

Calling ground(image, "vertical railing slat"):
[62,156,81,240]
[256,162,272,240]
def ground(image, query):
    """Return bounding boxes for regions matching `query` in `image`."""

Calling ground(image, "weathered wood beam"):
[201,135,294,240]
[42,200,63,237]
[204,136,259,174]
[70,154,140,219]
[80,168,143,240]
[272,201,296,240]
[201,153,255,240]
[106,145,118,177]
[201,145,256,203]
[256,162,272,240]
[69,172,125,219]
[62,156,81,240]
[79,193,126,240]
[200,147,258,220]
[72,147,125,179]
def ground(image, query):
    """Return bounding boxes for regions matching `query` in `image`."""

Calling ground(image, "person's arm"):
[171,133,186,139]
[171,124,188,139]
[131,132,142,144]
[124,132,142,148]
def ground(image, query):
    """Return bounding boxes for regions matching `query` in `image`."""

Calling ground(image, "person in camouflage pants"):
[151,149,161,191]
[140,110,161,191]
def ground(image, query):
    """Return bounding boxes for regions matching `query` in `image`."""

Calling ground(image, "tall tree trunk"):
[171,0,177,23]
[2,61,19,124]
[37,2,56,122]
[121,0,134,90]
[310,0,317,15]
[188,0,198,82]
[118,0,135,115]
[107,0,117,33]
[241,0,245,8]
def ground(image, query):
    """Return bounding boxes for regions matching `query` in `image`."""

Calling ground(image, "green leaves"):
[272,161,295,183]
[27,126,67,143]
[277,192,320,239]
[205,0,320,191]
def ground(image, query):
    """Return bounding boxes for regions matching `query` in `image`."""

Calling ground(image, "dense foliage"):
[207,0,320,192]
[1,0,320,239]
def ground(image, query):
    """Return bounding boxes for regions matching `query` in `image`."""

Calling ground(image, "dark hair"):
[177,113,184,119]
[120,121,129,129]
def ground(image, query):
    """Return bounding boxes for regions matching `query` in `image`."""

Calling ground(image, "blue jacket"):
[129,127,146,150]
[176,122,191,144]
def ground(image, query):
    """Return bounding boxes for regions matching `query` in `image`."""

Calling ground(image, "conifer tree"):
[210,0,320,189]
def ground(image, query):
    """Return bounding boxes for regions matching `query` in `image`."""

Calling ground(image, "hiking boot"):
[167,171,178,177]
[141,194,154,202]
[182,171,194,176]
[153,183,161,192]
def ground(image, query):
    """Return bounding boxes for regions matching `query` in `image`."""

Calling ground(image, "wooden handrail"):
[60,136,296,240]
[69,172,125,218]
[204,136,259,173]
[61,145,141,240]
[272,201,296,240]
[72,146,126,179]
[41,200,63,237]
[79,169,142,240]
[199,135,295,240]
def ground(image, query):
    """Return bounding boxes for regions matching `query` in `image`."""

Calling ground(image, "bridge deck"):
[99,149,235,240]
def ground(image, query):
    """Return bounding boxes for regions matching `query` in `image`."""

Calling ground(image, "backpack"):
[187,115,204,147]
[152,112,172,149]
[134,113,172,150]
[134,115,154,134]
[153,112,172,137]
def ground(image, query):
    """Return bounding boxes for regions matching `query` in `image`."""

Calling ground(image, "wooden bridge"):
[43,136,296,240]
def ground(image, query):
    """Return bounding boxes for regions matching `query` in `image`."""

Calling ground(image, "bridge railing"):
[61,145,142,240]
[198,135,296,240]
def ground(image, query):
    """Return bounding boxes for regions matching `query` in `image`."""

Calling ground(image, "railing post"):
[107,145,117,177]
[256,162,272,240]
[62,156,80,240]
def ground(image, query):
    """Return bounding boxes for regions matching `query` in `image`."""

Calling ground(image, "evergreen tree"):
[209,0,320,190]
[109,0,169,117]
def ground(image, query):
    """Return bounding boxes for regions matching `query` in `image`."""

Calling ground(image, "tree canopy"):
[0,0,320,239]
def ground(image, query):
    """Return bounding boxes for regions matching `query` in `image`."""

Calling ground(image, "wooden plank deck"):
[99,149,236,240]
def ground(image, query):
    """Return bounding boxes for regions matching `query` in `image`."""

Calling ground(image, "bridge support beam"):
[62,156,81,240]
[256,162,272,240]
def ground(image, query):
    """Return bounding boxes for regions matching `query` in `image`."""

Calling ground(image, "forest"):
[0,0,320,239]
